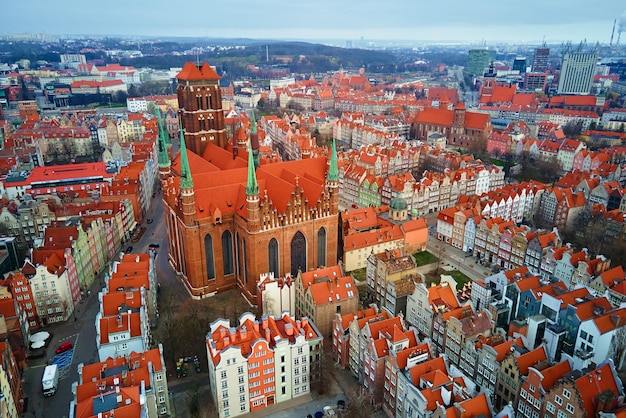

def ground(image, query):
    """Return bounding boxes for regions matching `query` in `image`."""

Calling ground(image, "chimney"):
[240,325,247,340]
[265,328,271,342]
[223,337,230,348]
[262,315,268,330]
[285,323,294,336]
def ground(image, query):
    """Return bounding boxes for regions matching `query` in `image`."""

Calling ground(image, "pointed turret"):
[179,128,194,189]
[327,138,339,182]
[178,127,196,226]
[246,144,261,233]
[157,109,171,172]
[327,138,339,214]
[250,110,260,168]
[246,145,258,196]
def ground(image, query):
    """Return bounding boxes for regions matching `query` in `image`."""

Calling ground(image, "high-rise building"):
[532,47,550,72]
[466,49,493,77]
[557,52,598,94]
[512,57,527,74]
[162,62,340,302]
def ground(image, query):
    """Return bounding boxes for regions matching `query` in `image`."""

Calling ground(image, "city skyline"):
[3,1,626,44]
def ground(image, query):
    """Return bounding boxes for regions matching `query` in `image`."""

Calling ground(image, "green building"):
[466,49,494,77]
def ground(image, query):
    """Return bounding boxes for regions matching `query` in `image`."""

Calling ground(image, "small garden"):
[413,250,439,266]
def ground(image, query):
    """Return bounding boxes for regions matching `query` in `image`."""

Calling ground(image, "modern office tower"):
[512,57,527,74]
[557,52,598,94]
[532,47,550,72]
[466,49,493,77]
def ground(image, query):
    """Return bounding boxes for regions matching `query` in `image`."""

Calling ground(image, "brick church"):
[159,62,339,302]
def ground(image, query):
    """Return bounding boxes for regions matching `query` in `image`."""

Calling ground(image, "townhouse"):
[70,346,170,417]
[542,362,624,417]
[294,265,358,338]
[406,281,461,339]
[366,249,418,308]
[494,345,550,410]
[206,312,322,418]
[331,306,380,368]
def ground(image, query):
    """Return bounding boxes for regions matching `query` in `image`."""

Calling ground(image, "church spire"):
[246,144,258,195]
[250,109,260,168]
[157,109,170,169]
[179,127,194,189]
[327,138,339,182]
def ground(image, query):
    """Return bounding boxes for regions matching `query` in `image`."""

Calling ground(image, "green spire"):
[179,128,194,189]
[157,109,170,168]
[327,138,339,182]
[246,145,258,195]
[250,108,257,135]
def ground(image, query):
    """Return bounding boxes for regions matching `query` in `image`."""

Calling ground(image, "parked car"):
[55,341,73,354]
[149,243,160,248]
[125,246,133,254]
[147,218,153,224]
[337,400,346,411]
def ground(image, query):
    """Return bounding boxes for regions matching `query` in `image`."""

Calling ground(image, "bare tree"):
[342,386,374,418]
[611,327,626,371]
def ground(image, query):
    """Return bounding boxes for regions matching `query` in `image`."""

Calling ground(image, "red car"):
[55,341,73,354]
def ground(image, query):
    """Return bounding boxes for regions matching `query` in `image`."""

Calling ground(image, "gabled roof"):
[538,360,572,392]
[516,346,547,375]
[575,363,622,418]
[592,307,626,334]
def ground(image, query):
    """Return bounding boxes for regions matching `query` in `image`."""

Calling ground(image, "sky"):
[4,1,626,44]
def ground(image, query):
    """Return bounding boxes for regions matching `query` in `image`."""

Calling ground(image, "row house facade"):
[331,306,381,368]
[70,346,171,417]
[494,345,550,410]
[406,281,461,340]
[541,361,624,418]
[382,341,432,417]
[294,265,359,338]
[366,249,417,308]
[348,315,403,382]
[206,312,323,418]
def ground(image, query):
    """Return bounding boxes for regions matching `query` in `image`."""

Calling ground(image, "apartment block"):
[206,312,322,418]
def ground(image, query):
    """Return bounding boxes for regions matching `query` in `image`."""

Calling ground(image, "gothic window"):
[290,231,306,276]
[317,228,327,268]
[205,234,215,280]
[235,232,241,277]
[222,231,234,276]
[268,238,279,277]
[196,95,202,110]
[241,238,248,284]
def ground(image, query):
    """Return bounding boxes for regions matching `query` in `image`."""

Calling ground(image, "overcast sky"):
[4,1,626,43]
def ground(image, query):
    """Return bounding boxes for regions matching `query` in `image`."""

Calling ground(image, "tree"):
[611,327,626,371]
[342,386,374,418]
[562,120,584,137]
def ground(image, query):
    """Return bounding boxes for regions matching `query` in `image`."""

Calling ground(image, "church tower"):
[176,62,227,156]
[178,128,196,226]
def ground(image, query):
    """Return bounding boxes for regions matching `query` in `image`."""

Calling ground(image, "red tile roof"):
[176,62,221,81]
